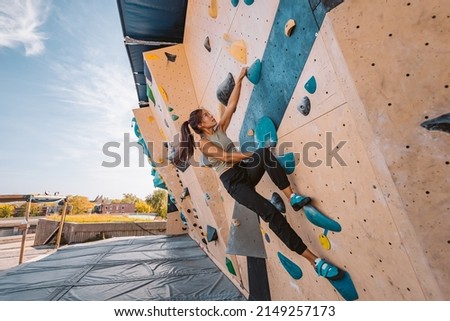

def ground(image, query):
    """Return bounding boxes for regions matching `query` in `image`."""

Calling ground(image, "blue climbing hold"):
[255,116,278,148]
[304,76,317,94]
[180,212,187,225]
[247,59,262,85]
[277,252,303,280]
[264,232,271,243]
[303,205,342,232]
[277,152,296,174]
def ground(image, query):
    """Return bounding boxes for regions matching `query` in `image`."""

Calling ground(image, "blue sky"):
[0,0,154,200]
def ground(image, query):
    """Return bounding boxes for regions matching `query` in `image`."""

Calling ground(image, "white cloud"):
[0,0,51,56]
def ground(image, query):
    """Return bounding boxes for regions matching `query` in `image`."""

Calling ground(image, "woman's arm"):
[218,67,247,132]
[199,138,252,164]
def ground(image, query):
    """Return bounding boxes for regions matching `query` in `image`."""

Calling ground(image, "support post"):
[55,198,68,249]
[18,195,31,264]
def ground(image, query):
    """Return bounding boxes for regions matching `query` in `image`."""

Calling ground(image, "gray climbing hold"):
[216,72,235,106]
[206,225,218,242]
[421,113,450,134]
[297,96,311,116]
[270,192,286,214]
[165,52,177,62]
[204,36,211,52]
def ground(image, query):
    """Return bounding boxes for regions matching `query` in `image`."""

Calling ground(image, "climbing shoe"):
[290,193,311,211]
[315,258,344,280]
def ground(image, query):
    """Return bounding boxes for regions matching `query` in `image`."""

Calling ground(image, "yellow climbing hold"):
[319,233,331,250]
[228,39,247,64]
[158,85,169,103]
[148,116,155,123]
[208,0,218,19]
[144,53,159,60]
[285,19,296,37]
[159,128,167,140]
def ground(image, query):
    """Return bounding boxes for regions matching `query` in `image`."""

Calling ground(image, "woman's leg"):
[229,180,308,255]
[245,147,311,210]
[221,167,340,278]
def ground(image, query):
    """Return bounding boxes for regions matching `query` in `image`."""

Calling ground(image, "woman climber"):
[171,67,340,279]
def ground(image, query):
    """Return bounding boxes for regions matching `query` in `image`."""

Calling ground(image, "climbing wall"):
[133,0,448,300]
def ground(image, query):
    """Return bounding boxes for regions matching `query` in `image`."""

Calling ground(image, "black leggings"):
[220,147,307,255]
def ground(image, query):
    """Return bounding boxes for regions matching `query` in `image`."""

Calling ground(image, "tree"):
[68,195,94,214]
[0,204,14,218]
[146,189,168,219]
[121,193,141,205]
[135,200,152,213]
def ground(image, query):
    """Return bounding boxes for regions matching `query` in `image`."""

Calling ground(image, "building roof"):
[116,0,188,106]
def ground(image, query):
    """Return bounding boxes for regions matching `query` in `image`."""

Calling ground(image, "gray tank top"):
[204,128,237,176]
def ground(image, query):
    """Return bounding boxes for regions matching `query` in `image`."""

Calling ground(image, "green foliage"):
[0,204,14,218]
[135,200,152,213]
[67,195,94,214]
[145,189,168,219]
[121,193,141,205]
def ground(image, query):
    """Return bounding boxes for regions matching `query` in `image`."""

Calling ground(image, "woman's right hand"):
[238,66,247,80]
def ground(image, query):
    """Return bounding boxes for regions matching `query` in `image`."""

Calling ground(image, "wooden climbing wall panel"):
[134,0,448,300]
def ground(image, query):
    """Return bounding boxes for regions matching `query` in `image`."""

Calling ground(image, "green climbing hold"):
[226,258,237,275]
[167,106,174,112]
[247,59,262,85]
[171,114,179,121]
[304,76,317,94]
[146,84,156,105]
[277,252,303,280]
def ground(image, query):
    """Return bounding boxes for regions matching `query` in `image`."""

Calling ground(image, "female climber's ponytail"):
[171,109,203,167]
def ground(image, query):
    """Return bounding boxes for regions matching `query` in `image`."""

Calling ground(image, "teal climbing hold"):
[231,0,239,7]
[244,0,254,5]
[146,84,156,105]
[303,205,342,232]
[254,116,278,148]
[304,76,317,94]
[247,59,262,85]
[180,212,187,225]
[171,114,179,121]
[277,152,296,174]
[277,252,303,280]
[138,138,151,158]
